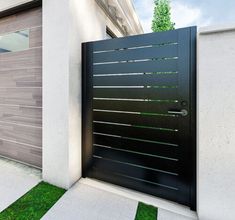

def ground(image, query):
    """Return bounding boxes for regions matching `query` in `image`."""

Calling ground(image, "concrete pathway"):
[43,183,137,220]
[0,157,41,212]
[158,209,197,220]
[0,158,197,219]
[43,181,197,220]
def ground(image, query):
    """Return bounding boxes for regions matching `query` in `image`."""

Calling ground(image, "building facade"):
[1,1,235,220]
[0,0,143,188]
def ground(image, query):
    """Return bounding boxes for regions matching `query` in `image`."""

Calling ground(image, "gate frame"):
[82,27,197,210]
[189,27,197,211]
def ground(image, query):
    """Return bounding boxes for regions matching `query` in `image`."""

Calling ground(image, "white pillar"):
[42,0,106,189]
[198,25,235,220]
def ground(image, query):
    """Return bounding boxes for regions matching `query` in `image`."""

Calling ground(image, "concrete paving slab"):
[42,182,138,220]
[0,157,41,212]
[43,180,197,220]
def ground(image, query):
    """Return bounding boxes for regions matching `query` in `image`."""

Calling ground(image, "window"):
[106,27,116,39]
[0,29,29,53]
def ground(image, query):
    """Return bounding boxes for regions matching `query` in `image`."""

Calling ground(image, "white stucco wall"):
[42,0,124,189]
[198,25,235,220]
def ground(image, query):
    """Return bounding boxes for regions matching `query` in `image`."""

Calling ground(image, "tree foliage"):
[152,0,175,32]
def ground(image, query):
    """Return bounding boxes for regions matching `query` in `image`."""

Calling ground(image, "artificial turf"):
[135,202,158,220]
[0,181,66,220]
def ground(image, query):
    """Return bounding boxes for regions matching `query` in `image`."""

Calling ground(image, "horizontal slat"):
[92,157,179,188]
[93,44,178,63]
[93,73,178,86]
[94,111,179,129]
[94,88,178,100]
[0,8,42,35]
[93,122,178,144]
[30,26,42,47]
[93,99,178,115]
[0,54,42,70]
[88,168,184,204]
[93,59,177,74]
[0,47,42,61]
[94,146,178,174]
[0,88,42,106]
[94,134,178,159]
[0,139,42,167]
[0,105,42,127]
[0,68,42,87]
[92,30,178,51]
[0,121,42,147]
[0,7,42,168]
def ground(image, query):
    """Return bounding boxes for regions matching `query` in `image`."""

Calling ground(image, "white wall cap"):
[199,23,235,35]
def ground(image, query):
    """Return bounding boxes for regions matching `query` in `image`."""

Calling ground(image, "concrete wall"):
[42,0,124,189]
[198,25,235,220]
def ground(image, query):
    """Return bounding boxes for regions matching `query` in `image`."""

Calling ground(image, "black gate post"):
[82,42,94,177]
[189,26,197,211]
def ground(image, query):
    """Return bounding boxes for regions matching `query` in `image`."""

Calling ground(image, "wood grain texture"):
[0,121,42,147]
[0,105,42,126]
[0,48,42,62]
[0,49,42,70]
[0,8,42,35]
[0,68,42,87]
[0,7,42,167]
[0,88,42,106]
[30,26,42,47]
[0,139,42,167]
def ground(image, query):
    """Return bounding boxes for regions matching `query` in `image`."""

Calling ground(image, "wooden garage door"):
[0,7,42,168]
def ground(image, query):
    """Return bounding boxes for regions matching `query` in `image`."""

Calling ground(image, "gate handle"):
[168,109,188,116]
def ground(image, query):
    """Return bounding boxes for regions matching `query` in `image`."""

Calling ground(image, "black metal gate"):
[82,27,196,210]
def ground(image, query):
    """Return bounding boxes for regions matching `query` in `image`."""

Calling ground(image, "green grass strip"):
[0,181,66,220]
[135,202,158,220]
